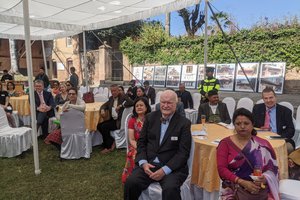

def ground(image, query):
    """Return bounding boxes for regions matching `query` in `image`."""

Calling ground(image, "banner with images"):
[258,62,286,94]
[181,65,197,88]
[153,65,167,87]
[166,65,182,87]
[132,66,143,85]
[196,64,216,89]
[235,63,259,92]
[143,66,154,86]
[216,63,236,91]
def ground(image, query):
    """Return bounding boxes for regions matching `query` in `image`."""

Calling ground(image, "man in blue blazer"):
[34,80,55,138]
[124,90,191,200]
[252,87,295,153]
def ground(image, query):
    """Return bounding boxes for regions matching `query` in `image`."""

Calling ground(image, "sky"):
[150,0,300,36]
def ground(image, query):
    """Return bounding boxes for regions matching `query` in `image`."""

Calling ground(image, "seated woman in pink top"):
[217,108,279,200]
[122,97,151,184]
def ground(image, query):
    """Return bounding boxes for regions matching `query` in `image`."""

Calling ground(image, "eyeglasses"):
[68,93,76,95]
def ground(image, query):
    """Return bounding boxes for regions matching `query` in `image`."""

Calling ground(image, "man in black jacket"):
[1,70,13,82]
[176,83,193,109]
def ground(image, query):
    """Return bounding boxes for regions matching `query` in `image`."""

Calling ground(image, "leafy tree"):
[208,11,233,35]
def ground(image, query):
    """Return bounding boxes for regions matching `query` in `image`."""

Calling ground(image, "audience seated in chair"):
[97,84,125,154]
[176,83,194,109]
[197,89,231,124]
[124,90,192,200]
[0,83,16,127]
[34,80,55,139]
[54,82,69,106]
[122,97,151,184]
[45,87,85,148]
[123,86,148,108]
[252,87,295,153]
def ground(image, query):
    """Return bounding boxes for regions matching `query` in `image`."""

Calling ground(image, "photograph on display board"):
[258,62,286,94]
[181,65,197,88]
[132,66,144,85]
[196,64,216,88]
[153,65,167,87]
[166,65,182,87]
[216,63,236,91]
[143,66,154,86]
[235,63,259,92]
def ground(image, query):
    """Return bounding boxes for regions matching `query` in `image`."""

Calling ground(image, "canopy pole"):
[41,40,48,76]
[83,31,88,90]
[203,0,208,75]
[23,0,41,175]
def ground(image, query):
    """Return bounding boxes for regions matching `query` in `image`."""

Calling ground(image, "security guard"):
[198,67,220,104]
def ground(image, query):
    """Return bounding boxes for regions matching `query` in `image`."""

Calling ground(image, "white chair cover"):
[192,93,201,110]
[279,179,300,200]
[139,137,195,200]
[155,91,163,104]
[79,86,88,98]
[90,130,103,147]
[98,87,104,95]
[110,107,133,149]
[236,97,254,112]
[222,97,236,120]
[279,101,294,116]
[94,94,109,102]
[256,99,264,104]
[93,87,99,95]
[294,105,300,148]
[185,109,198,124]
[0,107,32,157]
[124,113,133,153]
[60,109,91,159]
[12,110,19,127]
[103,87,109,97]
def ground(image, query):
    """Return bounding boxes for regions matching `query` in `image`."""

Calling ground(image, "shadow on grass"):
[0,140,126,200]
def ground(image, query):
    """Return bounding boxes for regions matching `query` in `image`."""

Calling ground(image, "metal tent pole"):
[203,0,208,74]
[41,40,48,76]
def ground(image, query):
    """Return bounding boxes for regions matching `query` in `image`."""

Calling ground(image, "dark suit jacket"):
[197,102,231,124]
[145,86,156,105]
[136,111,191,174]
[252,103,295,146]
[34,90,55,118]
[100,95,125,129]
[176,90,193,109]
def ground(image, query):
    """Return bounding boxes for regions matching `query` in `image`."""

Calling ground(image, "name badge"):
[171,136,178,141]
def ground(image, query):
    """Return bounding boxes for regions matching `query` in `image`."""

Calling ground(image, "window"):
[66,36,72,48]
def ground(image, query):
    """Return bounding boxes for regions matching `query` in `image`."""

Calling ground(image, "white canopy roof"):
[0,0,199,40]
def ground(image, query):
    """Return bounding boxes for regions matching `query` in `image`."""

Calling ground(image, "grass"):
[0,140,126,200]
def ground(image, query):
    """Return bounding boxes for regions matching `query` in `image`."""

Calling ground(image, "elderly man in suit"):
[34,80,55,138]
[252,87,295,153]
[97,84,125,153]
[124,90,191,200]
[197,89,231,124]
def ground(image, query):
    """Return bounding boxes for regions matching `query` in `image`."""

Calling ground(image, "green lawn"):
[0,140,126,200]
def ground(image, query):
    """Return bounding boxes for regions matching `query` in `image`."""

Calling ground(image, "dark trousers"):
[97,119,117,149]
[124,166,187,200]
[37,112,49,136]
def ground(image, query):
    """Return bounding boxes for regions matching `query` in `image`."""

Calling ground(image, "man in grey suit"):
[197,89,231,124]
[124,90,191,200]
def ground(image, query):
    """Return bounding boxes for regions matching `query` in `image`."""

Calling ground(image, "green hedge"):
[120,24,300,69]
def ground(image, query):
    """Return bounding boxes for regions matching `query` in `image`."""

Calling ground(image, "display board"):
[258,62,286,94]
[166,65,181,87]
[153,65,167,87]
[235,63,259,92]
[181,64,198,88]
[196,64,216,89]
[132,66,144,85]
[216,63,236,91]
[143,66,154,86]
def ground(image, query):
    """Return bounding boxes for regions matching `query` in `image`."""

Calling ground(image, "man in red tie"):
[252,87,295,153]
[34,80,55,139]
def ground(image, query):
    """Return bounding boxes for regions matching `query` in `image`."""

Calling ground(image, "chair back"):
[124,113,133,153]
[60,109,86,136]
[121,107,134,130]
[222,97,236,120]
[256,99,264,104]
[94,94,108,102]
[0,106,10,129]
[155,91,163,104]
[296,105,300,130]
[103,87,109,97]
[98,87,104,94]
[279,101,294,116]
[236,97,254,112]
[93,87,99,95]
[192,93,201,110]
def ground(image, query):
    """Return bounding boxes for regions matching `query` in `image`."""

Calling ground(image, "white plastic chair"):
[79,86,88,98]
[98,87,104,95]
[294,105,300,148]
[60,109,91,159]
[222,97,236,120]
[110,107,133,149]
[0,107,32,157]
[93,87,99,95]
[103,87,109,98]
[256,99,264,104]
[94,94,109,102]
[155,91,163,104]
[279,101,294,116]
[236,97,254,112]
[139,138,195,200]
[192,93,201,110]
[279,179,300,200]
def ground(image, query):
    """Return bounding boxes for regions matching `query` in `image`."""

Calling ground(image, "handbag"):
[83,92,94,103]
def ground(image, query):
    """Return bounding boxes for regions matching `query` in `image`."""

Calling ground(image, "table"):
[84,102,104,131]
[191,123,288,193]
[9,95,30,116]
